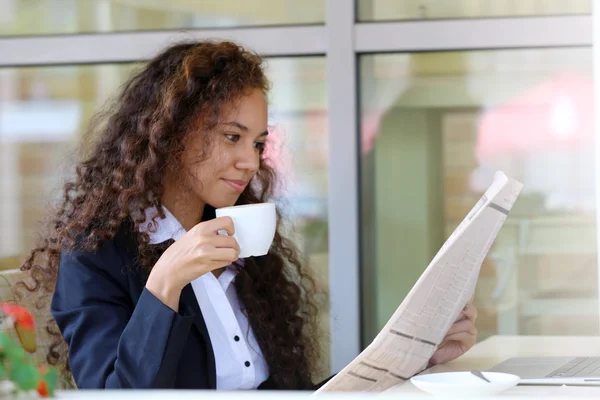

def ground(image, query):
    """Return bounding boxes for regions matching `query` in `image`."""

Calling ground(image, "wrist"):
[146,269,182,312]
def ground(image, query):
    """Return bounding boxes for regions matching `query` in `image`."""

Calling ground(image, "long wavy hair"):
[19,40,321,389]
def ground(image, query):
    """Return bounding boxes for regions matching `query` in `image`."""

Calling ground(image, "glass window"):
[358,0,590,21]
[0,56,330,374]
[359,48,595,345]
[1,0,325,36]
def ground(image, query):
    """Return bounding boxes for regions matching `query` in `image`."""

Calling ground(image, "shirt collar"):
[139,206,186,244]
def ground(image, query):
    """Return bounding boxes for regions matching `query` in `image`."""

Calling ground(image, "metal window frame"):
[593,0,600,333]
[0,26,327,66]
[356,15,591,52]
[0,2,594,374]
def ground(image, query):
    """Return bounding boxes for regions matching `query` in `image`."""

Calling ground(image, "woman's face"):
[181,88,268,209]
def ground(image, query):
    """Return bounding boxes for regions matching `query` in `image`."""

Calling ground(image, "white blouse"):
[140,206,269,390]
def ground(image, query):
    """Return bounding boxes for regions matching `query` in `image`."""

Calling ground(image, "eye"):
[225,133,240,143]
[254,141,266,153]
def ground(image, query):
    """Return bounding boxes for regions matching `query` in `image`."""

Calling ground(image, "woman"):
[20,40,478,390]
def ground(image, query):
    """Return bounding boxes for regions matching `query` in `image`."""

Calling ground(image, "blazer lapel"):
[179,283,217,389]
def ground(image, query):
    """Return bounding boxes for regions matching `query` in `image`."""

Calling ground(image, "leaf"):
[14,325,36,353]
[0,332,14,349]
[0,361,7,380]
[10,364,39,391]
[0,333,24,363]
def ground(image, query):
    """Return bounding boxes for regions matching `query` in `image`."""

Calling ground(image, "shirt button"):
[244,361,251,367]
[234,335,240,342]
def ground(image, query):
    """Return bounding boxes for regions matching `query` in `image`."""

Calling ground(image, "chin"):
[207,197,239,209]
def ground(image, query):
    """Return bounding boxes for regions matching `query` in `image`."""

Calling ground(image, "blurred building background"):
[0,0,596,378]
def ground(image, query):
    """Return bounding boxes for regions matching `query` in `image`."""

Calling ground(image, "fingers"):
[193,216,235,236]
[463,303,478,321]
[197,236,240,262]
[210,247,240,263]
[188,219,240,265]
[208,235,240,253]
[443,330,477,348]
[445,319,477,338]
[455,303,478,323]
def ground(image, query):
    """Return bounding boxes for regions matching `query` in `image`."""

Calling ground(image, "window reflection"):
[360,48,596,344]
[358,0,590,21]
[1,0,325,36]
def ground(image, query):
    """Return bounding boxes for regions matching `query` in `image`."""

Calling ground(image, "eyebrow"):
[223,121,268,137]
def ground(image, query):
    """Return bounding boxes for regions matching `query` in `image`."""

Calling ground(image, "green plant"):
[0,304,57,397]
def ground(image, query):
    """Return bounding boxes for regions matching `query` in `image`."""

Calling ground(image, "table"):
[386,335,600,397]
[49,336,600,399]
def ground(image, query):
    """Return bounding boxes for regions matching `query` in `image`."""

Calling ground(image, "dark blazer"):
[51,227,330,390]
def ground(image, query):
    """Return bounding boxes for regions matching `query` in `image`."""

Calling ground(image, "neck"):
[162,181,204,232]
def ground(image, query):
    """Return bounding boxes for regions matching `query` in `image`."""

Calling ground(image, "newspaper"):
[317,171,524,393]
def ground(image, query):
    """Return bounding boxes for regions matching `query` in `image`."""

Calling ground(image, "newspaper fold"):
[317,171,523,393]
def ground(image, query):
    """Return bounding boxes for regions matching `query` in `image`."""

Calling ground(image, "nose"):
[234,144,260,173]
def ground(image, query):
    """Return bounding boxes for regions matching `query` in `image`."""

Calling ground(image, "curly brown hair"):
[19,40,321,389]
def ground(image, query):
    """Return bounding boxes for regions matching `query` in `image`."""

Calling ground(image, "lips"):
[222,179,247,192]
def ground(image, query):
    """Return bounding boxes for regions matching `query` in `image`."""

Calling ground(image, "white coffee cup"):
[215,202,277,258]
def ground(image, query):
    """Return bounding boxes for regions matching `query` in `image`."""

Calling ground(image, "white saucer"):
[410,371,520,397]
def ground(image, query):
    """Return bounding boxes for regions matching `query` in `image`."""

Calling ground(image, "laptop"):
[489,357,600,385]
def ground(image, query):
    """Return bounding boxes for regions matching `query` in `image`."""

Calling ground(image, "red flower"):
[36,379,49,397]
[0,304,36,353]
[0,304,34,330]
